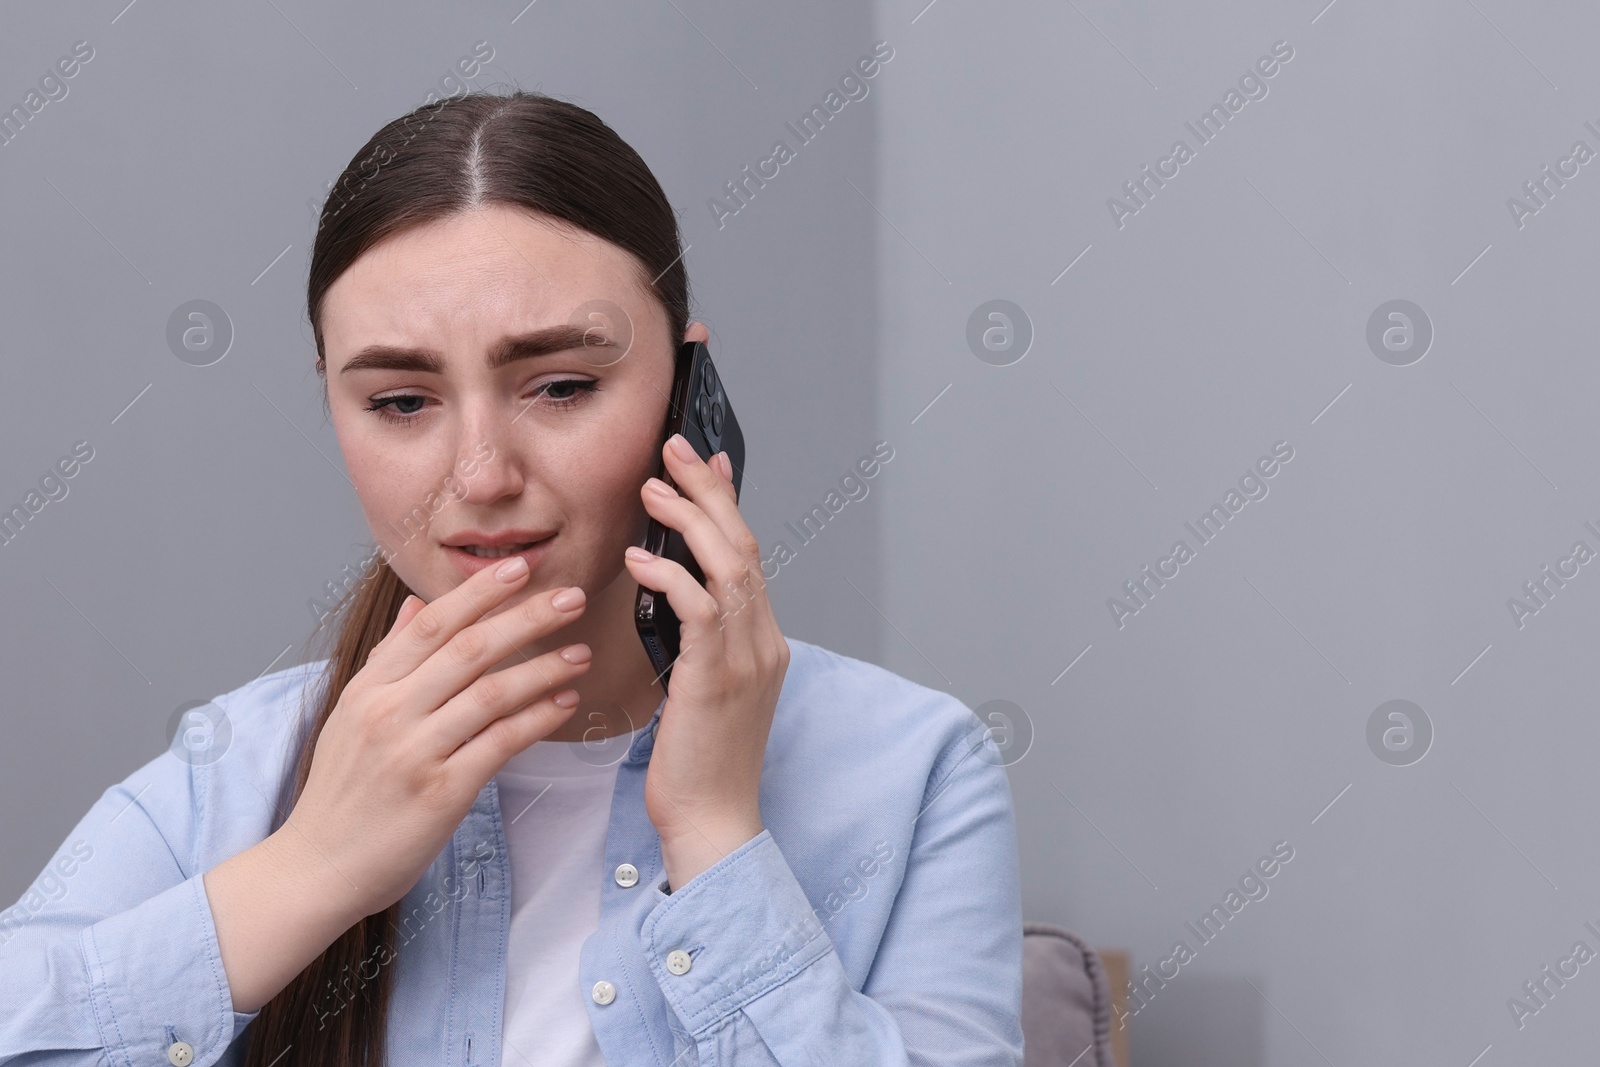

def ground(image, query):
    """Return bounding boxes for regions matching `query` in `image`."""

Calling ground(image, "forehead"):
[320,203,655,357]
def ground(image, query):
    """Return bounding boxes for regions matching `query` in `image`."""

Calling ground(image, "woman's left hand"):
[624,432,790,891]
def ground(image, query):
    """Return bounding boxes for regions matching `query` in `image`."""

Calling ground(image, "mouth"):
[455,540,544,559]
[442,534,557,576]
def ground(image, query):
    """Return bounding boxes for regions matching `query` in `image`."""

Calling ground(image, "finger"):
[374,594,424,651]
[372,595,428,659]
[364,594,425,673]
[641,475,767,623]
[446,684,585,785]
[423,642,592,759]
[394,593,426,630]
[652,451,779,672]
[703,449,733,489]
[655,436,761,571]
[715,451,738,493]
[625,545,727,651]
[396,583,590,721]
[662,437,748,551]
[367,559,536,683]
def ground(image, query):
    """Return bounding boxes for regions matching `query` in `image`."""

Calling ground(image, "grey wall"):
[5,0,1599,1063]
[872,1,1600,1064]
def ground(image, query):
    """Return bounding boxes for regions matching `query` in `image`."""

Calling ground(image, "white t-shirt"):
[494,724,647,1067]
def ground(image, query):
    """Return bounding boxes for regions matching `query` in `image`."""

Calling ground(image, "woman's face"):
[319,202,694,619]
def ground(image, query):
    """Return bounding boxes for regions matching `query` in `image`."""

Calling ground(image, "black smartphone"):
[634,340,745,690]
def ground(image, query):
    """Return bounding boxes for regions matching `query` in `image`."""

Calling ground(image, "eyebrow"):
[337,324,617,375]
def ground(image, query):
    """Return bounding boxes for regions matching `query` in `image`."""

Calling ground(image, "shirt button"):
[614,863,639,888]
[666,949,692,975]
[167,1042,195,1066]
[591,980,617,1005]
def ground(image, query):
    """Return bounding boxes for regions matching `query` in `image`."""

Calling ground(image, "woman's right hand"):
[284,554,591,919]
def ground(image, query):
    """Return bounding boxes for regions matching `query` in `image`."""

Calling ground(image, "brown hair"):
[243,88,691,1066]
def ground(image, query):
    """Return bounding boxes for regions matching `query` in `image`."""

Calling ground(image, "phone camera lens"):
[701,364,718,396]
[710,401,723,434]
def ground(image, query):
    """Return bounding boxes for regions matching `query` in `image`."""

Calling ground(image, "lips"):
[457,540,541,558]
[442,534,558,579]
[440,530,558,549]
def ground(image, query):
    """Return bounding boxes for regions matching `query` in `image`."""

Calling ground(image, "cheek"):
[348,445,415,511]
[331,401,388,486]
[566,428,659,521]
[557,408,664,540]
[331,411,446,545]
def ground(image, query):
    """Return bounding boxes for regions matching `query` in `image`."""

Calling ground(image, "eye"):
[536,378,601,409]
[363,378,601,426]
[364,394,428,424]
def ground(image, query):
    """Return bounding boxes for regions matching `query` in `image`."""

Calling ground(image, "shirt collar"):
[626,694,669,764]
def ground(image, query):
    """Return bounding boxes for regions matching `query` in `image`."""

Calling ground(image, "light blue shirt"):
[0,636,1024,1065]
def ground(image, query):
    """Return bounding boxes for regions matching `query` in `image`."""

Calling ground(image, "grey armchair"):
[1020,923,1121,1067]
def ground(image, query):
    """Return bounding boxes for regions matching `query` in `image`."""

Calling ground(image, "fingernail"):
[559,643,592,664]
[626,546,654,563]
[645,477,676,497]
[496,556,529,581]
[553,689,581,708]
[668,433,696,462]
[552,586,586,610]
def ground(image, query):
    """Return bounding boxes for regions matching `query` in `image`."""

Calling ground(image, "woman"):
[0,90,1024,1066]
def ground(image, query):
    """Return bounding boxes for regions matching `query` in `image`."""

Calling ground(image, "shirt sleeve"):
[638,722,1026,1066]
[0,756,259,1066]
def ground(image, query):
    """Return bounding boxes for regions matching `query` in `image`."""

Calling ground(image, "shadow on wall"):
[1131,977,1265,1067]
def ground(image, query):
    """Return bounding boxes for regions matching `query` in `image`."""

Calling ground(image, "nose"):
[449,410,527,507]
